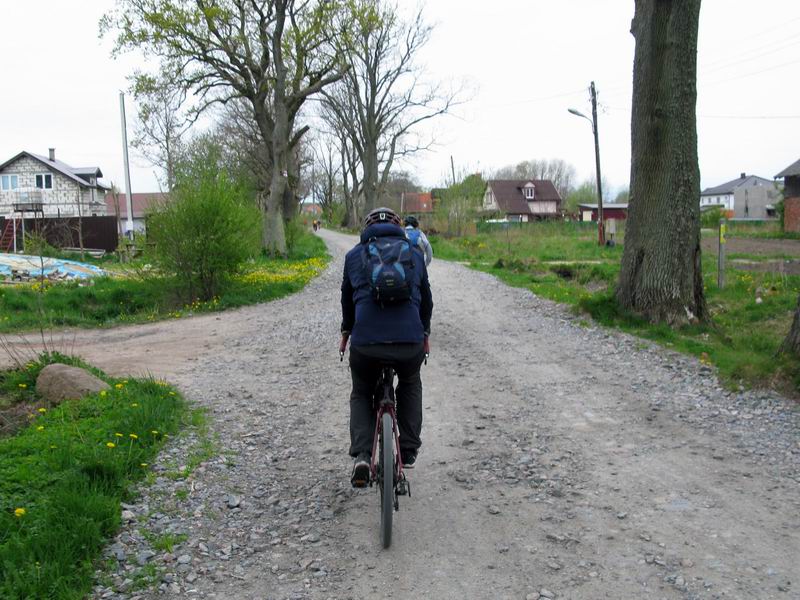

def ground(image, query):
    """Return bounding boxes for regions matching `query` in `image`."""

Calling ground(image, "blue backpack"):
[406,228,421,247]
[362,237,414,305]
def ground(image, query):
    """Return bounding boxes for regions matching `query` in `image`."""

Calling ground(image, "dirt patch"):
[0,398,42,438]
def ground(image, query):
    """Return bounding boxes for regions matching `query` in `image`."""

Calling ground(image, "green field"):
[0,354,190,599]
[432,222,800,393]
[0,232,327,334]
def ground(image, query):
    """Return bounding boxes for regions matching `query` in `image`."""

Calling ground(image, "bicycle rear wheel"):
[379,411,394,548]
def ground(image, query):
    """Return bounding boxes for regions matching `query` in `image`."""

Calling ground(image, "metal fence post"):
[718,218,726,289]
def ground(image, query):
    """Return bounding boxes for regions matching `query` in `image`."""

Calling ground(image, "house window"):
[1,174,19,190]
[524,187,534,199]
[35,173,53,189]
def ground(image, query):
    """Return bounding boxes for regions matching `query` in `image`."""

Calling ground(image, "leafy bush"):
[701,207,724,229]
[147,148,261,301]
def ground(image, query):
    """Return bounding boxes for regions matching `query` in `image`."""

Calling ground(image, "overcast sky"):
[2,1,799,197]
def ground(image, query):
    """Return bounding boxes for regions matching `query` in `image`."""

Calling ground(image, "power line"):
[701,57,800,88]
[603,105,800,120]
[701,36,800,75]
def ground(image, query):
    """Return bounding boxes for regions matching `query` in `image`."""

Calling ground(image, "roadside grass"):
[0,231,328,334]
[432,223,800,392]
[0,353,187,599]
[701,220,800,240]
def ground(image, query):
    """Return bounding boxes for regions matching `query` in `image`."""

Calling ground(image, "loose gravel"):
[37,228,797,600]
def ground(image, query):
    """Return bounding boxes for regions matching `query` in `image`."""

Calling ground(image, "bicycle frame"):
[369,367,406,483]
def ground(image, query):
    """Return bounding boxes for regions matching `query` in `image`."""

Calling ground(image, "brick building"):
[776,158,800,232]
[0,149,109,219]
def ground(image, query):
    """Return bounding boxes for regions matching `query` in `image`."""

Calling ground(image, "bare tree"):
[103,0,353,254]
[131,73,191,191]
[493,158,577,199]
[308,134,341,220]
[321,0,460,213]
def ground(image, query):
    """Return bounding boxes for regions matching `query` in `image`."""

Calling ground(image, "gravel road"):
[18,229,798,600]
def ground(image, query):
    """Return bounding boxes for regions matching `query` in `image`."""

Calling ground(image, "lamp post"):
[569,81,604,245]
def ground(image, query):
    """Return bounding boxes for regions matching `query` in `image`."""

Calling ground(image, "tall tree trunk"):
[780,295,800,355]
[616,0,706,325]
[362,138,379,212]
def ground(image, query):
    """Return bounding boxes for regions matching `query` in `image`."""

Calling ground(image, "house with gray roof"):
[482,179,562,221]
[0,149,110,219]
[700,172,779,219]
[776,158,800,199]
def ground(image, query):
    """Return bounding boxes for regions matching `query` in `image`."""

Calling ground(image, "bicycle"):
[341,339,428,548]
[371,364,411,548]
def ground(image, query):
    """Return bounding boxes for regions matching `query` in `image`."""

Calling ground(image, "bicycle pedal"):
[396,479,410,496]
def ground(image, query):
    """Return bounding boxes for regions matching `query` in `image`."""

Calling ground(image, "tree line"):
[103,0,458,254]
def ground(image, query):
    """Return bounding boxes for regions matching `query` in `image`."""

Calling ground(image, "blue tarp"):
[0,254,106,279]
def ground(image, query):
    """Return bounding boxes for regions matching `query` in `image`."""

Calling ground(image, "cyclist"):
[403,215,433,267]
[340,207,433,487]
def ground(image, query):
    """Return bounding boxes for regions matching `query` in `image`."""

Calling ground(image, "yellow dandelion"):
[151,430,159,435]
[130,403,139,408]
[129,433,138,440]
[106,442,116,449]
[36,426,44,431]
[100,390,107,397]
[50,445,57,449]
[168,391,176,396]
[37,407,46,414]
[114,383,124,389]
[14,508,26,518]
[18,383,27,389]
[140,463,148,467]
[115,432,124,438]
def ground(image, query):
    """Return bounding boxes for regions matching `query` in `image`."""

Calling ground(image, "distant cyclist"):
[403,215,433,267]
[340,207,433,487]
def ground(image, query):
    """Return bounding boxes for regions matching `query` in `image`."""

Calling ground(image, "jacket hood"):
[360,222,406,244]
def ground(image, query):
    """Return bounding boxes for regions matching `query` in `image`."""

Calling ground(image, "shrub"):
[147,152,261,301]
[701,207,724,229]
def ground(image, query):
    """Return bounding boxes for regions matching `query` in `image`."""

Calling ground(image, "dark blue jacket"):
[341,223,433,345]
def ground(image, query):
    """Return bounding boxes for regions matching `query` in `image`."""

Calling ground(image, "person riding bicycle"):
[340,207,433,487]
[403,215,433,267]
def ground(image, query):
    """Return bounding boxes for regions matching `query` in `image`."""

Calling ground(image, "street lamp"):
[568,81,604,245]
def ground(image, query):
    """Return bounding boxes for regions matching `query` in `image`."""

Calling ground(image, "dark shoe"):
[401,449,418,469]
[351,452,371,488]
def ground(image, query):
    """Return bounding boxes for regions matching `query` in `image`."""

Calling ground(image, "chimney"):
[740,172,746,179]
[48,148,56,161]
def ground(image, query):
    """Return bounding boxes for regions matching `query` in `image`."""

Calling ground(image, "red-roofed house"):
[482,180,562,221]
[400,191,434,214]
[104,192,169,232]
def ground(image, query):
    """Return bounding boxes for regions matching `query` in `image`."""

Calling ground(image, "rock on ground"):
[36,363,109,403]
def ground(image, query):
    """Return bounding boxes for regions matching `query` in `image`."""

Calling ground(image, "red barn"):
[578,203,628,222]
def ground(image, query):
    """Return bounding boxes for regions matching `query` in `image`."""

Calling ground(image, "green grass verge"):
[0,353,187,599]
[432,224,800,392]
[0,231,328,334]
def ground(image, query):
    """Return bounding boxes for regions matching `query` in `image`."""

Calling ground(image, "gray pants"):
[348,343,426,457]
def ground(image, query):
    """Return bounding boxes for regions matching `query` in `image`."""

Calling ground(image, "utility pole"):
[590,81,605,245]
[119,92,135,240]
[450,155,456,187]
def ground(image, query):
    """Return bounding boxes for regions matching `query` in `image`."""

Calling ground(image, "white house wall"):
[700,193,733,211]
[529,201,557,214]
[483,188,498,211]
[0,156,107,218]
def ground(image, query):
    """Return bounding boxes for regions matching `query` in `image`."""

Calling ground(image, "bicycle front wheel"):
[379,411,394,548]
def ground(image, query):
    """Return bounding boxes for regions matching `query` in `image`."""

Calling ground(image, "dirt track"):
[6,230,799,599]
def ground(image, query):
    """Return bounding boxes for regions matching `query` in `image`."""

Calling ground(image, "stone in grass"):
[36,363,110,404]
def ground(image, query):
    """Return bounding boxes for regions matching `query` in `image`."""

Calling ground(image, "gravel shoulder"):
[10,229,797,600]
